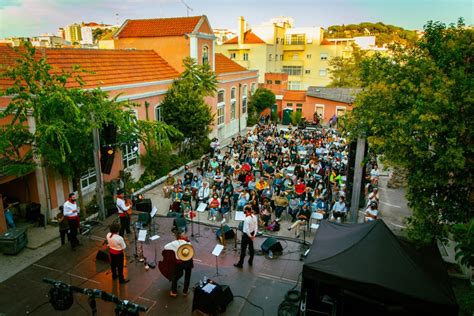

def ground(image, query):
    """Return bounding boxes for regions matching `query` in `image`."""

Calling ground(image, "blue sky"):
[0,0,472,38]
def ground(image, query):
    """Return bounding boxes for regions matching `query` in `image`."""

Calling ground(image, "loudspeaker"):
[135,199,152,213]
[100,146,115,174]
[216,225,235,240]
[217,285,234,313]
[261,237,283,254]
[173,217,187,233]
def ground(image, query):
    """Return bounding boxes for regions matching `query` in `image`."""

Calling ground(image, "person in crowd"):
[183,165,193,187]
[273,191,289,222]
[234,205,258,268]
[106,223,129,284]
[332,195,348,222]
[197,181,210,209]
[63,193,80,250]
[365,201,379,222]
[163,173,176,198]
[288,203,311,238]
[208,193,221,221]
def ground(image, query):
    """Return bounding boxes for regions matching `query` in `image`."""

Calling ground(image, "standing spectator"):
[56,206,69,246]
[63,193,80,250]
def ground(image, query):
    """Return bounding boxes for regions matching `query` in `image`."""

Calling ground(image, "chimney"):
[238,16,245,45]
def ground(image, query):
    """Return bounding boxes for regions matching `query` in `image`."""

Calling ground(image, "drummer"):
[164,232,194,297]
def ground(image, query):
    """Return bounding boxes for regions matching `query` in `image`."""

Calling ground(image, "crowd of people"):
[162,123,363,238]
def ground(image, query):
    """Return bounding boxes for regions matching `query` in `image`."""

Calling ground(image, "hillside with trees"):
[325,22,419,47]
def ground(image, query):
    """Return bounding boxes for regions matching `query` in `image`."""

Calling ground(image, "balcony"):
[281,60,304,67]
[283,43,305,51]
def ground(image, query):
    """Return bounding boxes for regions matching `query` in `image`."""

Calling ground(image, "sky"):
[0,0,472,38]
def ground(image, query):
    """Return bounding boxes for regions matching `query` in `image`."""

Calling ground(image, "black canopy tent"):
[302,220,458,316]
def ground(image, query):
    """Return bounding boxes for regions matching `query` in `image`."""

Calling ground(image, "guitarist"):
[116,189,132,237]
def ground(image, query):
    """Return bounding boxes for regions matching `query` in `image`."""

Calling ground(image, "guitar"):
[125,198,133,216]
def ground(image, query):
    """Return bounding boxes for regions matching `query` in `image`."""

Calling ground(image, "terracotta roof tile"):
[224,30,265,44]
[116,16,202,38]
[0,46,179,90]
[283,90,306,101]
[321,38,335,45]
[214,53,248,74]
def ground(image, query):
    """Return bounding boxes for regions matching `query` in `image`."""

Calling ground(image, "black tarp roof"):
[303,220,458,315]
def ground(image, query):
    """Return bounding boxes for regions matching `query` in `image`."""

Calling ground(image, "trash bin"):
[0,228,28,255]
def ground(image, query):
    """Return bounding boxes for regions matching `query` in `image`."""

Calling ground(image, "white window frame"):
[315,104,325,119]
[217,105,225,126]
[320,53,328,60]
[282,66,302,76]
[80,168,97,191]
[242,85,248,114]
[288,81,301,90]
[319,68,327,77]
[230,87,237,120]
[251,82,257,95]
[202,45,209,64]
[154,104,162,121]
[336,106,347,117]
[122,143,138,169]
[230,52,236,59]
[243,53,249,61]
[217,89,225,126]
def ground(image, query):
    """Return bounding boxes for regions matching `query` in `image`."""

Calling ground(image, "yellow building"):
[216,17,376,89]
[64,23,82,44]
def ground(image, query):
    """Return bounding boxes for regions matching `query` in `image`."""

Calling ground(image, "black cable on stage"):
[26,301,50,315]
[233,295,265,316]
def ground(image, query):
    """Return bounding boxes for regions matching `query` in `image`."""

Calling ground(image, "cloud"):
[0,0,22,9]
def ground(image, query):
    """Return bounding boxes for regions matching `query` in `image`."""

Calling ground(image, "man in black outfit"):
[234,205,258,268]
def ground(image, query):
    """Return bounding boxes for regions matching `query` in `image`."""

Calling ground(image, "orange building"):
[111,15,259,140]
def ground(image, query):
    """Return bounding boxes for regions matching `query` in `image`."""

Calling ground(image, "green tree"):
[328,46,366,87]
[345,19,473,253]
[160,58,216,155]
[247,88,276,125]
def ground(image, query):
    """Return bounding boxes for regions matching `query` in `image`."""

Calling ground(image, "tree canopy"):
[247,87,276,125]
[325,22,419,47]
[345,19,473,251]
[160,57,216,151]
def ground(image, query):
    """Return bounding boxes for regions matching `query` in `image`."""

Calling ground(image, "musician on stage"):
[164,232,194,297]
[116,189,132,237]
[63,193,80,250]
[106,223,130,284]
[234,204,258,268]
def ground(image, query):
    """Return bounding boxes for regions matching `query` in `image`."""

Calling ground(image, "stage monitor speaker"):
[173,217,187,233]
[261,237,283,254]
[135,199,152,213]
[217,285,234,313]
[216,225,235,240]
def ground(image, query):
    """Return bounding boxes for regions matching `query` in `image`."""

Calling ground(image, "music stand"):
[212,244,225,277]
[195,202,207,237]
[149,206,158,236]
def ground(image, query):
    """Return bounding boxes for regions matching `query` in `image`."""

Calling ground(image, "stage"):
[0,215,305,315]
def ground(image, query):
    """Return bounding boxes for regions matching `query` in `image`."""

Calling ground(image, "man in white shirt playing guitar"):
[116,189,132,237]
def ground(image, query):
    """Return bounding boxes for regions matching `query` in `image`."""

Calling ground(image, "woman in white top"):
[106,223,129,284]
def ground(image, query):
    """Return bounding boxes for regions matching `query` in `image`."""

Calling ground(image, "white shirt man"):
[234,206,258,268]
[198,182,210,201]
[107,232,127,253]
[63,199,79,218]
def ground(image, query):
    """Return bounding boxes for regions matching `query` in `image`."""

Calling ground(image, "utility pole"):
[349,138,366,223]
[92,116,106,220]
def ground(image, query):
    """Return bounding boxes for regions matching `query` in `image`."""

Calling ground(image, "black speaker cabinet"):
[216,225,235,240]
[261,237,283,253]
[217,285,234,313]
[135,198,152,213]
[173,217,187,233]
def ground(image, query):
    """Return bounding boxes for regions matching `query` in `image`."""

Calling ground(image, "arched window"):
[202,45,209,64]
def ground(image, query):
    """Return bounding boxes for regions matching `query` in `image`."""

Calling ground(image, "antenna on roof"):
[180,0,193,17]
